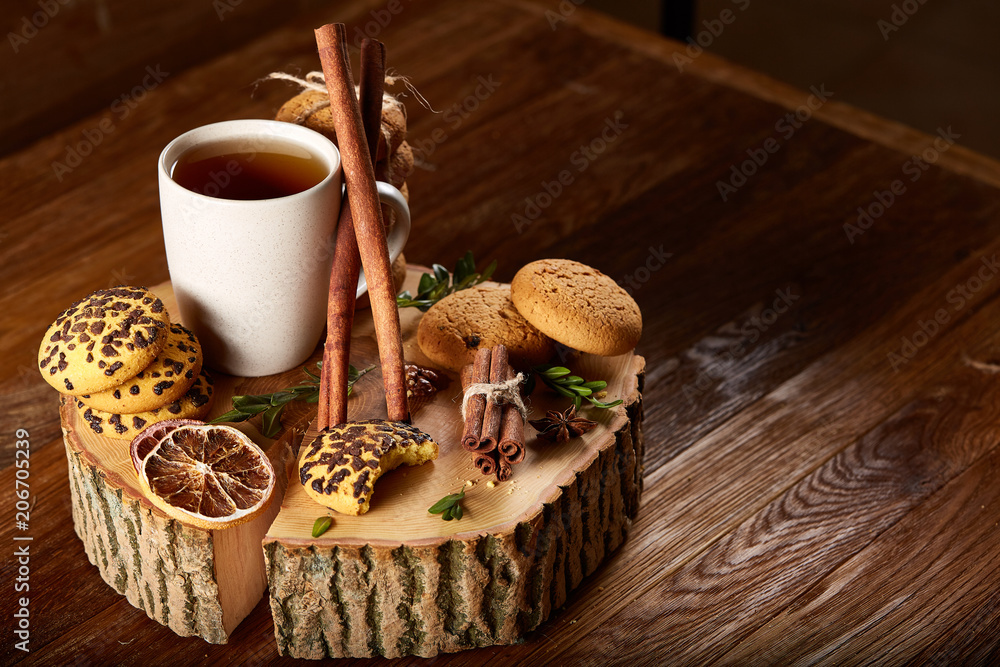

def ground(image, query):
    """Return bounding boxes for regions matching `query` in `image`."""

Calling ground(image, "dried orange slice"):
[137,423,274,529]
[130,418,202,474]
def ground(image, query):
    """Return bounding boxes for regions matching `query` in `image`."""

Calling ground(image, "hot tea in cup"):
[170,142,329,200]
[159,119,410,377]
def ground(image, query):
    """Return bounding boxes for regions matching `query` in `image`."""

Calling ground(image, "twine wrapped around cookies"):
[266,71,328,102]
[266,70,433,117]
[267,72,405,149]
[269,70,414,199]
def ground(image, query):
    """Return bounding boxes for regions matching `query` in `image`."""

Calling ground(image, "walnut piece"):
[405,363,447,398]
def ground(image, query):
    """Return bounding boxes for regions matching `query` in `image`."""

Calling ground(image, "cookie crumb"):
[487,480,496,489]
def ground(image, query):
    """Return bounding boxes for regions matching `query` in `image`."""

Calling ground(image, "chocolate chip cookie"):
[38,286,170,395]
[79,323,203,413]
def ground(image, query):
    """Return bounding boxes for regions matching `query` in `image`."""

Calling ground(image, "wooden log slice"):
[59,270,644,654]
[60,284,310,644]
[264,270,646,659]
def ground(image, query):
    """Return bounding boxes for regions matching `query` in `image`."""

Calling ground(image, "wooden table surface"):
[4,0,1000,664]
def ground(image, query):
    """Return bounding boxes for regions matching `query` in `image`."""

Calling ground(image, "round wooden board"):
[269,332,643,547]
[60,269,645,656]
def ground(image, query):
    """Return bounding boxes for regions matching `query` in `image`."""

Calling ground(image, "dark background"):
[2,0,995,158]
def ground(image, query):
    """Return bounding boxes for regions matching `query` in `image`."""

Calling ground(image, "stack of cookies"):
[37,286,214,440]
[417,259,643,371]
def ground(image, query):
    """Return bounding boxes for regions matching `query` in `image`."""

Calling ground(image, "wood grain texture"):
[0,0,348,156]
[265,389,642,658]
[6,0,1000,663]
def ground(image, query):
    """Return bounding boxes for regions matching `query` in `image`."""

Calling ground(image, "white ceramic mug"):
[158,119,410,377]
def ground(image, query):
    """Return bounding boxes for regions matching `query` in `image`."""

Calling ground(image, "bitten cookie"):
[511,259,642,356]
[75,371,215,440]
[417,283,555,372]
[79,323,203,413]
[38,286,170,395]
[299,420,438,516]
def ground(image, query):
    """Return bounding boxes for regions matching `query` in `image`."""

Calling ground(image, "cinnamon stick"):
[317,38,386,429]
[460,348,492,452]
[316,24,409,423]
[474,451,498,477]
[495,456,513,482]
[358,39,387,162]
[363,52,391,188]
[479,345,508,451]
[497,367,525,464]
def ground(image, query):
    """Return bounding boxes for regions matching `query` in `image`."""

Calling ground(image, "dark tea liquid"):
[170,141,328,200]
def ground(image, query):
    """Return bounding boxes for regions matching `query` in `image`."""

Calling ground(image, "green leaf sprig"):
[428,488,465,521]
[209,362,375,438]
[396,251,497,311]
[526,364,624,410]
[312,515,333,538]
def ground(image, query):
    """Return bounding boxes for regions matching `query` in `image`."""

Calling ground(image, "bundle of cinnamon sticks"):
[460,345,525,482]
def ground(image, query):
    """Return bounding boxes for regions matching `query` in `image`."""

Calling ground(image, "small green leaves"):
[528,364,623,410]
[209,362,375,438]
[397,251,497,311]
[312,515,333,538]
[428,488,466,521]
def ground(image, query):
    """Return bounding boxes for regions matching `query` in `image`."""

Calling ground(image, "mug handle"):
[355,182,412,298]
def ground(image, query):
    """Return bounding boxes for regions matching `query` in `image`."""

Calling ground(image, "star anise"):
[529,404,598,443]
[405,363,448,398]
